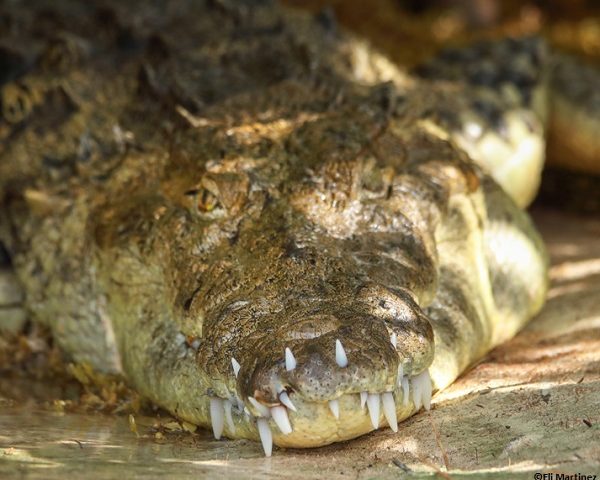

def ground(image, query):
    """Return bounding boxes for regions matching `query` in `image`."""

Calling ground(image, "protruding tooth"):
[382,392,398,432]
[390,332,397,349]
[412,375,422,411]
[401,376,410,406]
[279,391,297,412]
[366,393,380,429]
[414,369,432,411]
[231,357,241,377]
[335,339,348,368]
[209,397,224,440]
[329,399,340,419]
[360,391,368,410]
[248,397,271,417]
[223,399,235,433]
[271,405,292,434]
[257,418,273,457]
[397,364,404,387]
[410,370,433,411]
[285,347,296,371]
[423,373,432,411]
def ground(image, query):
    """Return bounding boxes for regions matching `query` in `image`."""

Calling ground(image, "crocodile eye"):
[184,172,249,219]
[197,188,221,213]
[184,187,224,218]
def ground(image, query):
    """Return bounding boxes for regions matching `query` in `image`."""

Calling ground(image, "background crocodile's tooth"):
[285,347,296,371]
[390,332,397,349]
[209,397,224,439]
[360,391,368,410]
[231,357,241,377]
[248,397,271,417]
[271,405,292,434]
[257,418,273,457]
[366,393,380,429]
[279,391,297,412]
[382,392,398,432]
[335,339,348,367]
[328,399,340,419]
[223,399,235,433]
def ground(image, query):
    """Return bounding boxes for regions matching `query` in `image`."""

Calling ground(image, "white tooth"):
[401,376,410,406]
[382,392,398,432]
[244,406,252,417]
[209,397,224,440]
[335,339,348,368]
[419,370,433,410]
[360,391,368,410]
[257,418,273,457]
[231,357,241,377]
[271,405,292,434]
[410,370,433,411]
[248,397,271,417]
[285,347,296,371]
[279,391,297,412]
[366,393,380,429]
[329,399,340,419]
[390,332,397,349]
[412,376,422,410]
[397,364,404,387]
[223,399,235,433]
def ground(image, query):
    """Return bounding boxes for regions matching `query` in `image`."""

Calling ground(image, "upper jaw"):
[238,318,400,404]
[228,294,434,401]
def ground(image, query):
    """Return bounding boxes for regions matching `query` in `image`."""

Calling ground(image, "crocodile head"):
[193,184,438,448]
[103,150,479,454]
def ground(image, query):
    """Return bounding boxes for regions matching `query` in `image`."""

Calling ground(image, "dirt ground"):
[1,206,599,479]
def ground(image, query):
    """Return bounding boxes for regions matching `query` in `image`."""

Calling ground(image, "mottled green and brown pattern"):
[4,0,588,455]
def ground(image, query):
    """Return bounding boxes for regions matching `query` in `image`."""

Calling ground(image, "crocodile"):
[1,0,596,456]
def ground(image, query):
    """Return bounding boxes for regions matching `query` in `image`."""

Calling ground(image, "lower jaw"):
[205,369,433,454]
[270,395,419,449]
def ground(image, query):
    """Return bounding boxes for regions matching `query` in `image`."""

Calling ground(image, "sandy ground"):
[1,206,599,479]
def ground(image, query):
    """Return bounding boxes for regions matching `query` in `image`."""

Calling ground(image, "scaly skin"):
[0,0,550,453]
